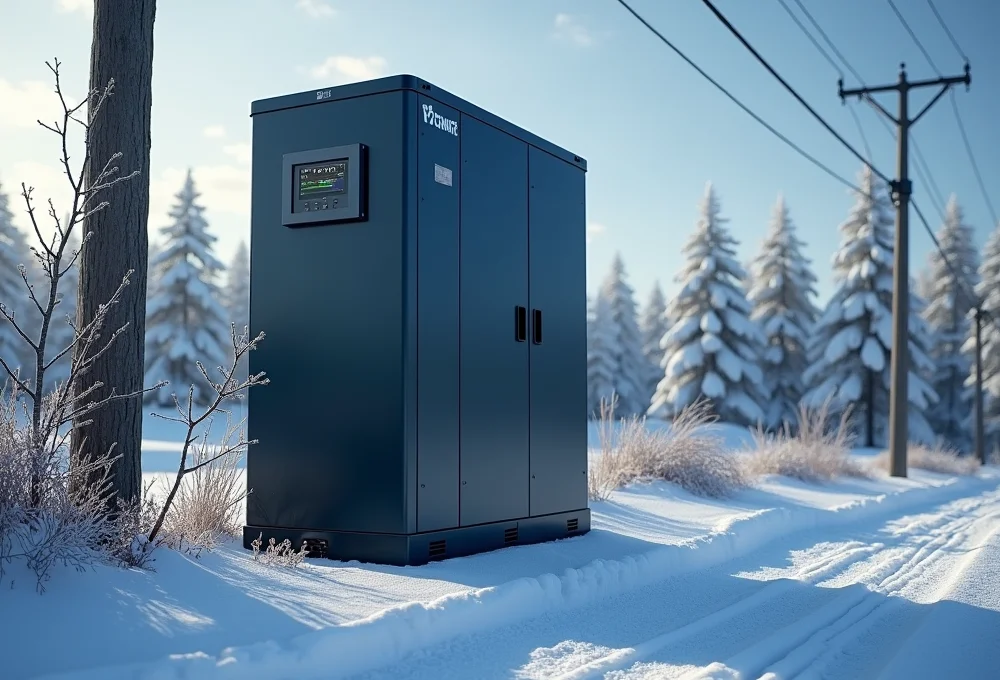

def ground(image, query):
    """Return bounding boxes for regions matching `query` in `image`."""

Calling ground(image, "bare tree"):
[0,61,158,504]
[72,0,157,507]
[146,325,268,546]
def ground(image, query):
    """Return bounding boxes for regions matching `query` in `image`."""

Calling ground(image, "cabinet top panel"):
[251,74,587,172]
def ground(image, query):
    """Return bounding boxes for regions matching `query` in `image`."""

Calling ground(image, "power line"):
[775,0,840,75]
[887,0,997,226]
[612,0,866,195]
[927,0,968,62]
[698,0,890,183]
[886,0,942,76]
[615,0,991,460]
[614,0,974,309]
[791,0,865,85]
[787,0,946,217]
[950,91,999,226]
[774,0,873,161]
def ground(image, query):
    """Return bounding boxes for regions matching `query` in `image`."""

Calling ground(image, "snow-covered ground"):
[4,416,1000,679]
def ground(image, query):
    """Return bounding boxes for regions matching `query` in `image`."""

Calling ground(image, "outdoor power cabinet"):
[243,75,590,566]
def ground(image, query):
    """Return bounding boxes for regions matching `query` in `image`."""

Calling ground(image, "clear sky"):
[1,0,997,307]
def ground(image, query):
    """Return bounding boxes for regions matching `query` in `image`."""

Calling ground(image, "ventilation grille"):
[567,518,579,533]
[504,527,519,545]
[429,539,447,558]
[301,538,328,558]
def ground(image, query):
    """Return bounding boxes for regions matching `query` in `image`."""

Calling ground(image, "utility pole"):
[840,62,971,478]
[975,309,985,464]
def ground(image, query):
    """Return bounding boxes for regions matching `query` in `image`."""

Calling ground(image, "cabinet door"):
[459,116,530,526]
[528,147,588,516]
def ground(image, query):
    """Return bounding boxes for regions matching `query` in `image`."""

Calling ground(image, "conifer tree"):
[922,195,980,451]
[748,195,819,430]
[587,254,648,417]
[639,281,670,407]
[803,166,937,446]
[144,171,230,407]
[651,183,764,425]
[587,293,616,417]
[967,223,1000,452]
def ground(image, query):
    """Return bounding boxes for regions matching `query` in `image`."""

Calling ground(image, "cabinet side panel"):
[246,92,408,534]
[459,117,530,526]
[528,147,588,516]
[416,96,462,532]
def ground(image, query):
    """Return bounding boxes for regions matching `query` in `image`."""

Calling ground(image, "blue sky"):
[1,0,997,307]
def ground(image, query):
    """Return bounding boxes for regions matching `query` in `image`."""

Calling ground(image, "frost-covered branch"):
[146,325,269,545]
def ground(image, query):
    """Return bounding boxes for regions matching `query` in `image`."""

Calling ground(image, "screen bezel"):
[281,143,367,227]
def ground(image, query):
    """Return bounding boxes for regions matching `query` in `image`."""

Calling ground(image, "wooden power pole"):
[839,62,971,478]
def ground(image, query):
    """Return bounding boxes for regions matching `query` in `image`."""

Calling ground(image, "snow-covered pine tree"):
[0,179,32,377]
[802,166,938,447]
[586,293,616,417]
[650,183,765,426]
[748,195,819,431]
[921,195,980,452]
[639,280,670,406]
[966,223,1000,452]
[144,170,231,407]
[587,253,648,417]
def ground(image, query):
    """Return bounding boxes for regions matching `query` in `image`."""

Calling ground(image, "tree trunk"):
[71,0,156,507]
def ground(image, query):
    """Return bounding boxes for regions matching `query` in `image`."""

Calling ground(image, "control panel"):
[281,143,367,227]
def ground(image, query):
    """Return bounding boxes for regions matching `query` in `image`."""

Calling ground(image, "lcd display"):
[297,161,347,200]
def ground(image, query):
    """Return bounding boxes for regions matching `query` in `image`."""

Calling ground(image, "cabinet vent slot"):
[567,518,579,533]
[429,539,447,558]
[301,538,328,558]
[504,527,519,545]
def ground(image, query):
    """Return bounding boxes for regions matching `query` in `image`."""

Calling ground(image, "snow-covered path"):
[353,484,1000,680]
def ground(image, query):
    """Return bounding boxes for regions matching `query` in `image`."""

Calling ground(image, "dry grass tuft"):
[746,401,869,482]
[589,395,749,501]
[158,438,246,552]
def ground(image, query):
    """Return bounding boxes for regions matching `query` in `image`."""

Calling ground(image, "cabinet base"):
[243,508,591,566]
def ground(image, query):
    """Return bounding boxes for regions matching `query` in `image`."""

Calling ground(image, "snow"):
[860,335,886,372]
[701,370,725,398]
[7,412,1000,679]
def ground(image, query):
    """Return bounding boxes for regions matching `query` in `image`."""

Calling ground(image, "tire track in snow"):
[554,487,1000,680]
[674,490,1000,680]
[764,507,1000,680]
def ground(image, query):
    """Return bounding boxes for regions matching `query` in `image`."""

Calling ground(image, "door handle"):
[532,309,542,345]
[515,306,527,342]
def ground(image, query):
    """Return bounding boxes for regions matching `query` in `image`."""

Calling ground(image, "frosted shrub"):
[0,387,150,591]
[250,533,308,568]
[747,401,868,482]
[875,442,980,476]
[589,395,749,500]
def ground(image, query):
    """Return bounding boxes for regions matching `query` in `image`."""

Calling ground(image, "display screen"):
[297,161,347,200]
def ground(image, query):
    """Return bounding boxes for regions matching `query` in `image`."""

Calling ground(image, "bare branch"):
[0,359,33,398]
[0,304,40,355]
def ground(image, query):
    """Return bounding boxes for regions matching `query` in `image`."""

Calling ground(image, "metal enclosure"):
[243,75,590,566]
